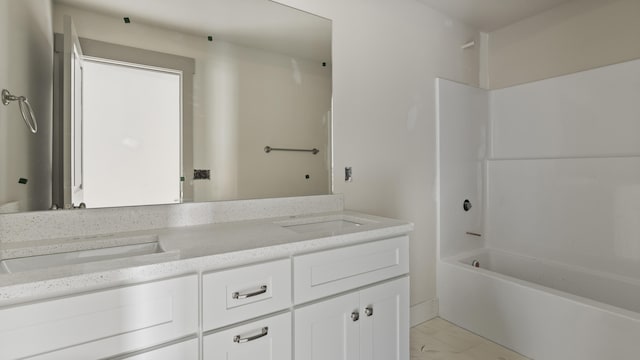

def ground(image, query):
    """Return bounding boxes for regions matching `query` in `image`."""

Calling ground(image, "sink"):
[277,214,373,234]
[283,220,363,234]
[0,242,164,274]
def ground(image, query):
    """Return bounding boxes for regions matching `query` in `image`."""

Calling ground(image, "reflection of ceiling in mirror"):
[416,0,572,31]
[53,0,331,62]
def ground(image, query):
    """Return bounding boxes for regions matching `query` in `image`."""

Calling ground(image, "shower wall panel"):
[436,78,488,259]
[486,58,640,276]
[489,59,640,159]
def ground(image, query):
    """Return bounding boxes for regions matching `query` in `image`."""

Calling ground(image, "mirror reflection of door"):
[71,43,83,205]
[59,17,181,209]
[53,25,191,210]
[62,14,85,208]
[81,58,182,208]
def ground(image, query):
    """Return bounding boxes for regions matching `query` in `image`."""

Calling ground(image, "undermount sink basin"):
[0,242,164,274]
[283,219,363,233]
[277,214,373,234]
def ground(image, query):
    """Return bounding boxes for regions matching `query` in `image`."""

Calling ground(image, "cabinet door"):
[359,277,410,360]
[203,312,291,360]
[294,292,360,360]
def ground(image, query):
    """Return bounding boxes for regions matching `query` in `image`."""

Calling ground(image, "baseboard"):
[410,298,439,327]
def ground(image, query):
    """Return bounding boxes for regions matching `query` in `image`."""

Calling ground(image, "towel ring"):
[2,89,38,134]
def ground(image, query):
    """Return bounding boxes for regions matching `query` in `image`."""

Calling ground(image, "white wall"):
[0,0,53,213]
[436,79,487,259]
[486,59,640,279]
[487,0,640,89]
[52,4,331,202]
[274,0,480,323]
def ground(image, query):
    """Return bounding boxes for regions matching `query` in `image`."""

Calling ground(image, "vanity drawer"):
[0,275,198,360]
[119,338,199,360]
[203,312,291,360]
[293,236,409,304]
[202,258,291,331]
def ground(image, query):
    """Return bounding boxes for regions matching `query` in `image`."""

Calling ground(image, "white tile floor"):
[411,318,531,360]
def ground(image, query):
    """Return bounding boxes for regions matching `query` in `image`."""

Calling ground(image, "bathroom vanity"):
[0,204,412,359]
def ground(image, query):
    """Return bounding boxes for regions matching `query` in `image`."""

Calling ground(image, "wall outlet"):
[193,169,210,180]
[345,167,352,182]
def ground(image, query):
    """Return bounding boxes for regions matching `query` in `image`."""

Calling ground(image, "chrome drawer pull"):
[233,327,269,343]
[232,285,267,300]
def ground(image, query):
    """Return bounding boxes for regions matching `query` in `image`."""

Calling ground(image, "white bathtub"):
[438,248,640,360]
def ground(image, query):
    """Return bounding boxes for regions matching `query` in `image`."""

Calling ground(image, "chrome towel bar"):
[264,146,319,155]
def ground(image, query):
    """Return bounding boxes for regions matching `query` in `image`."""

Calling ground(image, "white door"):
[81,59,181,208]
[62,15,84,208]
[203,312,291,360]
[359,278,410,360]
[294,292,360,360]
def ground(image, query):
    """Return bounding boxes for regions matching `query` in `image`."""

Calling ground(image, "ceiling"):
[417,0,575,32]
[53,0,575,60]
[54,0,331,62]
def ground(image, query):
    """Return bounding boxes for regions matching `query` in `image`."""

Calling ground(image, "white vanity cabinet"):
[0,223,412,360]
[0,275,198,360]
[293,236,410,360]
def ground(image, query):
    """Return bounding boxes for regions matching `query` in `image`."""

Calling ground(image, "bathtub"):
[437,248,640,360]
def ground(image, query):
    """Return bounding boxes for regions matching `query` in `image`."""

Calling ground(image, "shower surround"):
[436,58,640,359]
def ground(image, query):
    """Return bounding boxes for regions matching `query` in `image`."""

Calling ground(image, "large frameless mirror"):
[0,0,332,213]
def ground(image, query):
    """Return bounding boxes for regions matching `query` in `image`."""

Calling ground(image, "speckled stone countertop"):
[0,211,413,306]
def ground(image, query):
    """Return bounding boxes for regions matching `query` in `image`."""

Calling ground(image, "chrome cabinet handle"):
[364,306,373,317]
[351,311,360,322]
[232,285,267,300]
[233,327,269,343]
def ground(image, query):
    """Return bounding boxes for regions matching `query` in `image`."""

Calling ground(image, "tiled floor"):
[411,318,530,360]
